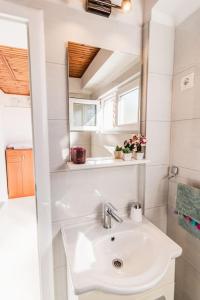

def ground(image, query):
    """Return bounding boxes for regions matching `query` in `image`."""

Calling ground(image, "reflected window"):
[73,103,96,127]
[100,79,140,132]
[118,87,139,126]
[69,98,99,131]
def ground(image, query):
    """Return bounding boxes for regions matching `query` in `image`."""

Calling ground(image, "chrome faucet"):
[103,202,123,229]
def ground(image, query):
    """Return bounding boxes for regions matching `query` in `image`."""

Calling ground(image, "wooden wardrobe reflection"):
[6,149,35,199]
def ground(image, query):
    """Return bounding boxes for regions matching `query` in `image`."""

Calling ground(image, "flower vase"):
[123,153,132,161]
[133,152,144,160]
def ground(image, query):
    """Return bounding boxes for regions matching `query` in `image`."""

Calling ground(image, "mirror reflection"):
[68,42,141,159]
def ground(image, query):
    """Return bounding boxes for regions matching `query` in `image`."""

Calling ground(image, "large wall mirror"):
[67,41,141,159]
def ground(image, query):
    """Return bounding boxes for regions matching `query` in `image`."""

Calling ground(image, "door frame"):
[0,2,54,300]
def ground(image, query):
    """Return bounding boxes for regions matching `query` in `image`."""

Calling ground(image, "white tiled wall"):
[46,62,68,120]
[50,166,138,223]
[146,73,172,121]
[168,8,200,300]
[145,165,169,209]
[144,21,174,232]
[48,119,69,172]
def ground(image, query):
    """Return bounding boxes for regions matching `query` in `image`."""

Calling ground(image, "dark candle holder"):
[71,147,86,164]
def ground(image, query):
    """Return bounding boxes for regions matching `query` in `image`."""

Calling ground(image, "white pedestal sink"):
[62,217,182,300]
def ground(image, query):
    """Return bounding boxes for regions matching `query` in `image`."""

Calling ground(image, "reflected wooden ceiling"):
[0,45,29,96]
[68,42,100,78]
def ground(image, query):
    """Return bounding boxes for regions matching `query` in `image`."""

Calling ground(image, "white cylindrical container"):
[130,202,142,223]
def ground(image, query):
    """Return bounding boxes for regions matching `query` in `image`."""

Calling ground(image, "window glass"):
[118,88,139,126]
[73,103,96,127]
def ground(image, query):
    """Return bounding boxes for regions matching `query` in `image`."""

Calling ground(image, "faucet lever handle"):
[106,202,118,211]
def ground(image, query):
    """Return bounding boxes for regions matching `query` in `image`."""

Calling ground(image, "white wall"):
[143,19,174,233]
[0,108,8,200]
[168,9,200,300]
[143,0,159,22]
[0,93,32,201]
[3,107,32,146]
[0,17,27,48]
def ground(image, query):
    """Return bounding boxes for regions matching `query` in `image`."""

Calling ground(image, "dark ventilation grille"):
[86,0,112,17]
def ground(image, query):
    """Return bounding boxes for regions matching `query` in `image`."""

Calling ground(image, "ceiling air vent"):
[86,0,112,18]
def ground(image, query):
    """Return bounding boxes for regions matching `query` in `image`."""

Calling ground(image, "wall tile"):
[172,64,200,121]
[52,230,66,269]
[45,17,68,65]
[48,120,69,172]
[147,73,172,121]
[146,121,170,165]
[145,206,167,233]
[174,9,200,74]
[46,62,68,120]
[175,257,200,300]
[54,266,67,300]
[171,119,200,172]
[50,166,138,222]
[148,22,174,75]
[168,180,177,209]
[145,165,169,209]
[174,287,183,300]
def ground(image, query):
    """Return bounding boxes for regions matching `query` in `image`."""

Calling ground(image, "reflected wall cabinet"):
[6,149,35,199]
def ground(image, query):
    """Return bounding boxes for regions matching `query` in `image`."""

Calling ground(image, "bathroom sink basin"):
[62,217,182,295]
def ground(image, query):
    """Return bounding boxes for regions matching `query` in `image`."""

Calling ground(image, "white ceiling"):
[153,0,200,25]
[82,50,138,90]
[0,17,27,48]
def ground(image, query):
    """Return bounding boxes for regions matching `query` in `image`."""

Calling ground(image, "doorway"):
[0,17,35,201]
[0,15,40,300]
[0,2,54,300]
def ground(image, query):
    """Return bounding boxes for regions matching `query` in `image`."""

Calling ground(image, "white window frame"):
[100,91,117,131]
[69,98,99,131]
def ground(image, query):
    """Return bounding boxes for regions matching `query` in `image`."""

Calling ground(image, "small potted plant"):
[132,134,147,160]
[114,145,123,159]
[122,147,132,161]
[124,134,147,160]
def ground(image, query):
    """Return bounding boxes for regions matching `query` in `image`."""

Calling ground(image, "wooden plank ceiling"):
[68,42,100,78]
[0,45,29,96]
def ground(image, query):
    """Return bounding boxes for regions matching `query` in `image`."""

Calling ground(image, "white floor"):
[0,197,41,300]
